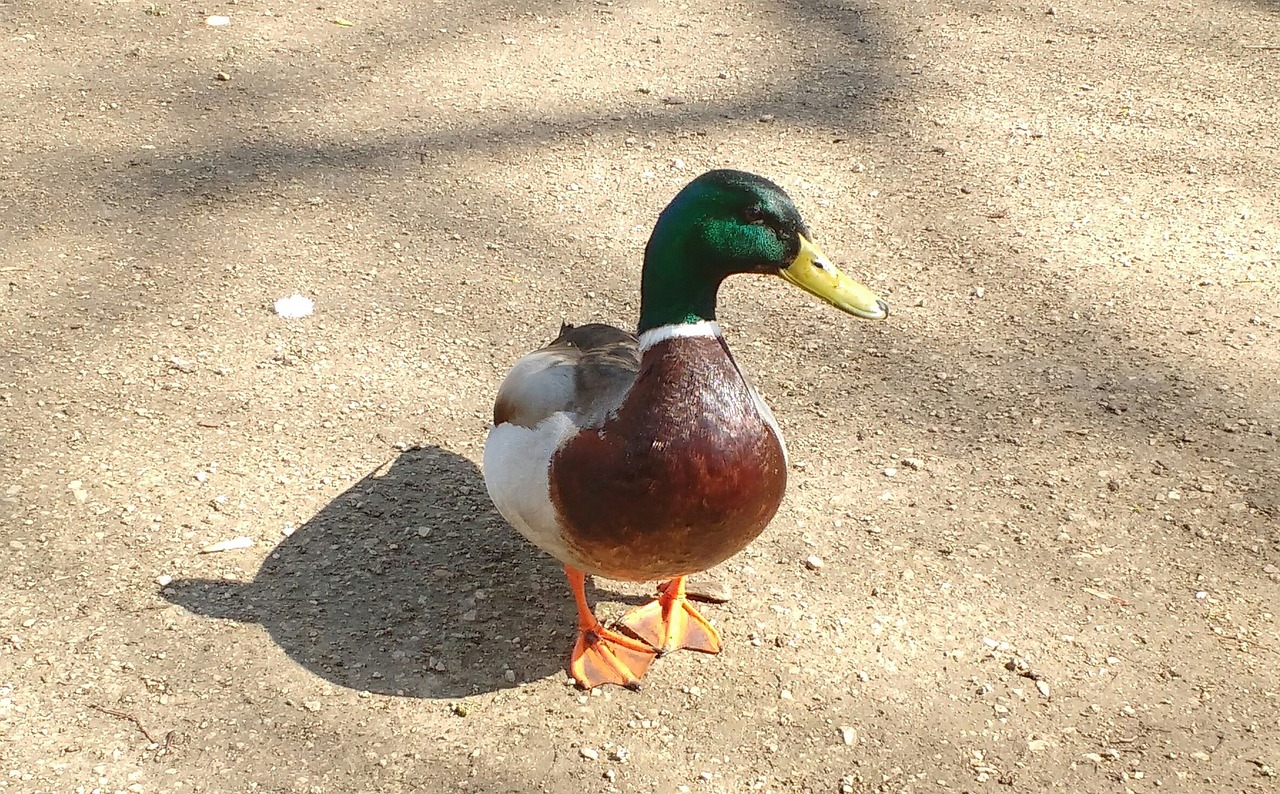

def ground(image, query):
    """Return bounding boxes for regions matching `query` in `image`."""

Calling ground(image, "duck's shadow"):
[163,445,597,698]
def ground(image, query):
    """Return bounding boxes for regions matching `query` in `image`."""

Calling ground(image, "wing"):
[492,323,640,429]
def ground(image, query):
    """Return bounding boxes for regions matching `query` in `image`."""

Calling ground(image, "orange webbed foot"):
[571,623,657,691]
[564,566,658,690]
[620,577,722,656]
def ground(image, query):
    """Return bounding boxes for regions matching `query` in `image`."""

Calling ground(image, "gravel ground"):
[2,0,1278,792]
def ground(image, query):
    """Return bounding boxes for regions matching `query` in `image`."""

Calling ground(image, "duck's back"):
[492,323,640,430]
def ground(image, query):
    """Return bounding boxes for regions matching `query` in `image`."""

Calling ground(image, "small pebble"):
[839,726,857,746]
[205,14,231,26]
[580,747,599,761]
[804,555,824,571]
[303,700,321,713]
[685,575,732,603]
[1036,680,1051,698]
[154,574,173,587]
[274,293,315,319]
[200,536,254,553]
[883,467,898,477]
[215,71,231,81]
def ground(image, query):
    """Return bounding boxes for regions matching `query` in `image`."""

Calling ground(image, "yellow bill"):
[779,234,888,320]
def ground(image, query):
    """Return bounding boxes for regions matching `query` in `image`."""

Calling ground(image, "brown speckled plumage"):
[548,334,786,581]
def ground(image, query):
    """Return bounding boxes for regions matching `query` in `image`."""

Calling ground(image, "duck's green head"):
[638,169,889,333]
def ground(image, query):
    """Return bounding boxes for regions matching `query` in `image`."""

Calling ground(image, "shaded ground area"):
[1,0,1278,792]
[162,445,571,699]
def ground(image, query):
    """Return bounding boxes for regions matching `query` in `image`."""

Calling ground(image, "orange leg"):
[565,567,657,690]
[619,576,722,656]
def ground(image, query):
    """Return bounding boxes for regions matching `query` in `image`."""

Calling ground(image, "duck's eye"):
[743,206,766,224]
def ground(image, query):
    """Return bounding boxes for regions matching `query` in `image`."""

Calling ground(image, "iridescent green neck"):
[635,193,745,333]
[635,171,797,334]
[636,240,725,333]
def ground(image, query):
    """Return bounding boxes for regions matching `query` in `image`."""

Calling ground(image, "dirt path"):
[2,0,1278,791]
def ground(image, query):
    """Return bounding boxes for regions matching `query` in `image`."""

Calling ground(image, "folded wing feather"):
[493,323,640,429]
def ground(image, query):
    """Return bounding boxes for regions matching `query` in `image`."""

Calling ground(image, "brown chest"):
[548,336,787,581]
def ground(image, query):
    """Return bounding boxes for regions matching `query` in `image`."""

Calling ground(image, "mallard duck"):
[483,169,888,689]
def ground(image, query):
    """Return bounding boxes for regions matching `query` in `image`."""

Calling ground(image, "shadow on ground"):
[163,445,582,698]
